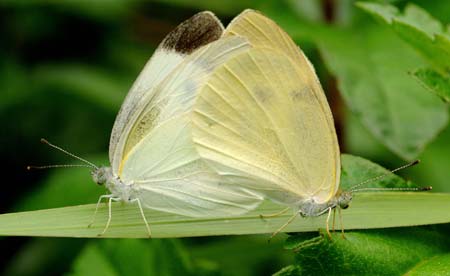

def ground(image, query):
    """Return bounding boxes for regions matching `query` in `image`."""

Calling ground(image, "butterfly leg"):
[325,207,332,239]
[332,208,336,232]
[259,207,290,220]
[88,194,113,228]
[99,197,121,236]
[129,198,152,238]
[338,207,346,239]
[270,212,298,240]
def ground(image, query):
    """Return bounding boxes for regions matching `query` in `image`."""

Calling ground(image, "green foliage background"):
[0,0,449,275]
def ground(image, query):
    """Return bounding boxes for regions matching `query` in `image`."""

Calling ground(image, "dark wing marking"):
[162,11,224,54]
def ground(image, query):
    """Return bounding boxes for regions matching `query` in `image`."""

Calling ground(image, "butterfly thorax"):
[298,199,336,217]
[298,191,352,217]
[91,166,136,202]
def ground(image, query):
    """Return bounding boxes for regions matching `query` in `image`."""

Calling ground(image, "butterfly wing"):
[197,10,340,205]
[224,10,338,153]
[225,10,304,65]
[129,115,262,217]
[117,30,263,216]
[109,11,224,167]
[192,34,340,205]
[117,35,251,173]
[136,173,263,217]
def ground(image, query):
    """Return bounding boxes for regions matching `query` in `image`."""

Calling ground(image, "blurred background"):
[1,0,448,275]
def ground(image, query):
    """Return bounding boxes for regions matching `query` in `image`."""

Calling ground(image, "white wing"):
[128,116,262,217]
[189,10,340,206]
[116,35,251,174]
[118,33,264,216]
[109,11,224,166]
[191,47,340,206]
[137,175,263,217]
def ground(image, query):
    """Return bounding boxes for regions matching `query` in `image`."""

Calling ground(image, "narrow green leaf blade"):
[0,192,449,238]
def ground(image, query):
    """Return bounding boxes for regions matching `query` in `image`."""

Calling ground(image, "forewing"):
[112,35,251,174]
[192,48,339,205]
[226,10,303,65]
[109,11,224,163]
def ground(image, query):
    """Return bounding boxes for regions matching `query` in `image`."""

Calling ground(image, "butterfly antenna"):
[348,160,431,193]
[350,186,432,193]
[27,164,94,170]
[34,138,98,169]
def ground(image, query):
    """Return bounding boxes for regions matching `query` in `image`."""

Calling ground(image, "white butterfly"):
[190,10,347,237]
[190,10,430,238]
[87,11,265,236]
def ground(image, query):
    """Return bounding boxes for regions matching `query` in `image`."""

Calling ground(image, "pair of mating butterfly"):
[36,10,429,238]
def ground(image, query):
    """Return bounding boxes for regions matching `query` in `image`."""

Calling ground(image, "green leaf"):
[0,155,449,238]
[1,193,449,238]
[278,227,450,275]
[413,68,450,103]
[357,2,450,107]
[340,154,412,190]
[357,2,450,74]
[316,26,448,160]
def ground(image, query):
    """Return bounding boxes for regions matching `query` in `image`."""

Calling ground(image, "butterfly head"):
[337,191,352,210]
[91,166,112,186]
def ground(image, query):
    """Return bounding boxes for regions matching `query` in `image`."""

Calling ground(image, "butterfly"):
[79,11,269,236]
[189,9,348,237]
[190,10,431,238]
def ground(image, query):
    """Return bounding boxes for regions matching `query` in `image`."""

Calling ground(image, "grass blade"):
[0,192,449,238]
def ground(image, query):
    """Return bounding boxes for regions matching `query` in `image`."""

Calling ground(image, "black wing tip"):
[161,11,224,55]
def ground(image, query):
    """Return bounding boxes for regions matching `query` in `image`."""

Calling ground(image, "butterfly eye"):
[91,167,107,185]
